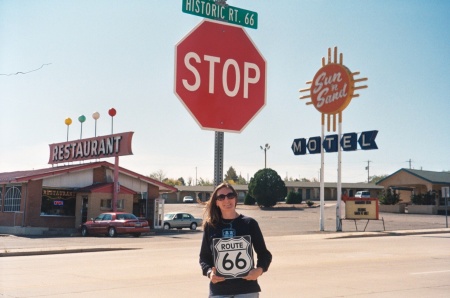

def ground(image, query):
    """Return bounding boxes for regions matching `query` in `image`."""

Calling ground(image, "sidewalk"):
[1,227,449,257]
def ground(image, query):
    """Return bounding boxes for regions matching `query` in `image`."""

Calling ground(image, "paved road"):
[1,231,449,297]
[1,202,449,298]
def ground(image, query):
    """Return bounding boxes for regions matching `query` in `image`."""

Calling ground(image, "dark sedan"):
[80,212,150,237]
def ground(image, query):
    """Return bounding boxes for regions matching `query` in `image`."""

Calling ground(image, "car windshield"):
[164,213,175,220]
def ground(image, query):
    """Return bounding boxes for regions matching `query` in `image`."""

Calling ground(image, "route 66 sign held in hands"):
[213,236,253,279]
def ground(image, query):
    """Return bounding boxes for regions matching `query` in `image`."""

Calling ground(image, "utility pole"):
[405,159,412,169]
[365,160,371,183]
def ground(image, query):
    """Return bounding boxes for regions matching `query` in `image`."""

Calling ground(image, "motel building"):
[0,132,177,236]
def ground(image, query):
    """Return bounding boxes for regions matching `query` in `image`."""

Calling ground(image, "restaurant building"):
[0,161,176,236]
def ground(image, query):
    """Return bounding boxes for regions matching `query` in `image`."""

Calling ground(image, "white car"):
[163,212,202,230]
[183,196,194,203]
[355,191,371,198]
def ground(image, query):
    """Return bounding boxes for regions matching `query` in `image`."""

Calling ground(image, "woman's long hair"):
[203,182,237,228]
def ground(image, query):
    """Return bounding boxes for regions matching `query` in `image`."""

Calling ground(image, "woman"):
[199,182,272,298]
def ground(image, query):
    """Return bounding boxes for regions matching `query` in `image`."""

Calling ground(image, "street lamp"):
[260,143,270,168]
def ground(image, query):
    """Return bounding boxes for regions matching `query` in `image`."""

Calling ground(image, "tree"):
[197,177,213,186]
[248,168,287,208]
[224,166,238,183]
[369,174,388,184]
[237,174,247,185]
[177,177,185,186]
[162,178,183,186]
[149,169,166,182]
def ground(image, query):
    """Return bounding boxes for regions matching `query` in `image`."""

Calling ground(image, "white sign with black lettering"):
[213,236,253,279]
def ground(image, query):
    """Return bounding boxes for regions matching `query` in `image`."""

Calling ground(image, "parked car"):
[355,191,371,198]
[163,212,202,230]
[183,196,195,203]
[80,212,150,237]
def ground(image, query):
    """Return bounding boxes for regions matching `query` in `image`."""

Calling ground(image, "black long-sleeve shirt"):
[199,214,272,296]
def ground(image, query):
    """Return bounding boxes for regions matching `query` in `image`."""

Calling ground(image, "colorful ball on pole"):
[92,112,100,120]
[108,108,117,117]
[65,118,72,126]
[78,115,86,123]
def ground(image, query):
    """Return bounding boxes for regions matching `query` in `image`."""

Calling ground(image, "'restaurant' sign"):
[48,132,134,164]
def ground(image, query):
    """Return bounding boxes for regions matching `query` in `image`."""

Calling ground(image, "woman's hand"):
[210,267,226,284]
[243,267,263,281]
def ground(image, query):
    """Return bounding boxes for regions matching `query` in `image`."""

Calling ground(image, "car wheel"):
[81,226,89,237]
[108,227,117,237]
[133,233,141,237]
[190,222,197,230]
[163,223,170,230]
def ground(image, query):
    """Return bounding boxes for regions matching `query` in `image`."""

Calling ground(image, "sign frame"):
[213,235,254,279]
[174,19,266,133]
[182,0,258,29]
[48,131,134,164]
[344,198,379,220]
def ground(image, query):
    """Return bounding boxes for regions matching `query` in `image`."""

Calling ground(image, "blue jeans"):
[210,293,259,298]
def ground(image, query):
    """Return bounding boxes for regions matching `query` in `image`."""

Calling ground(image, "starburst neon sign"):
[299,47,367,131]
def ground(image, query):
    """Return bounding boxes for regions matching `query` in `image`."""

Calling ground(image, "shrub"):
[411,191,436,205]
[306,200,314,207]
[244,193,256,205]
[378,188,401,205]
[286,190,302,204]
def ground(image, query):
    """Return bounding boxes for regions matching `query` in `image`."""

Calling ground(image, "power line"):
[0,63,52,76]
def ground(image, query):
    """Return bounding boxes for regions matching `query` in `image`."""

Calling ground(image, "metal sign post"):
[214,132,224,187]
[442,186,449,228]
[299,47,368,232]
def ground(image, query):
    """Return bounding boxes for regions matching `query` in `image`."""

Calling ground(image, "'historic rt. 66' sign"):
[292,130,378,155]
[174,19,266,133]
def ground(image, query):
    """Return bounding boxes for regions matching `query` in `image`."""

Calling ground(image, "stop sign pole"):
[214,132,224,187]
[175,19,266,185]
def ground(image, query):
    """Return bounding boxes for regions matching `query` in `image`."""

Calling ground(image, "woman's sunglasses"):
[216,192,237,201]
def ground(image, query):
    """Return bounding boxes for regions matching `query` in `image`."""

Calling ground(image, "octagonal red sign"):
[174,19,266,133]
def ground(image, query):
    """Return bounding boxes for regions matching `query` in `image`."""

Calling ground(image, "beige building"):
[376,168,450,214]
[167,182,383,203]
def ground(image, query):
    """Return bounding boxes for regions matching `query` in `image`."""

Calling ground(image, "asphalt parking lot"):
[164,201,449,236]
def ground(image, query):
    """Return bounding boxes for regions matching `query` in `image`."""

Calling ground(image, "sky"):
[1,0,449,184]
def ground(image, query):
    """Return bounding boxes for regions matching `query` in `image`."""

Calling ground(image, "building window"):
[0,187,2,210]
[100,199,112,209]
[100,199,124,210]
[40,188,76,216]
[4,186,21,212]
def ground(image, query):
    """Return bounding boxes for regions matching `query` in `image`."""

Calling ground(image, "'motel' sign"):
[291,130,378,155]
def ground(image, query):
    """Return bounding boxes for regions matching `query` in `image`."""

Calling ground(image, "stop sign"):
[174,20,266,133]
